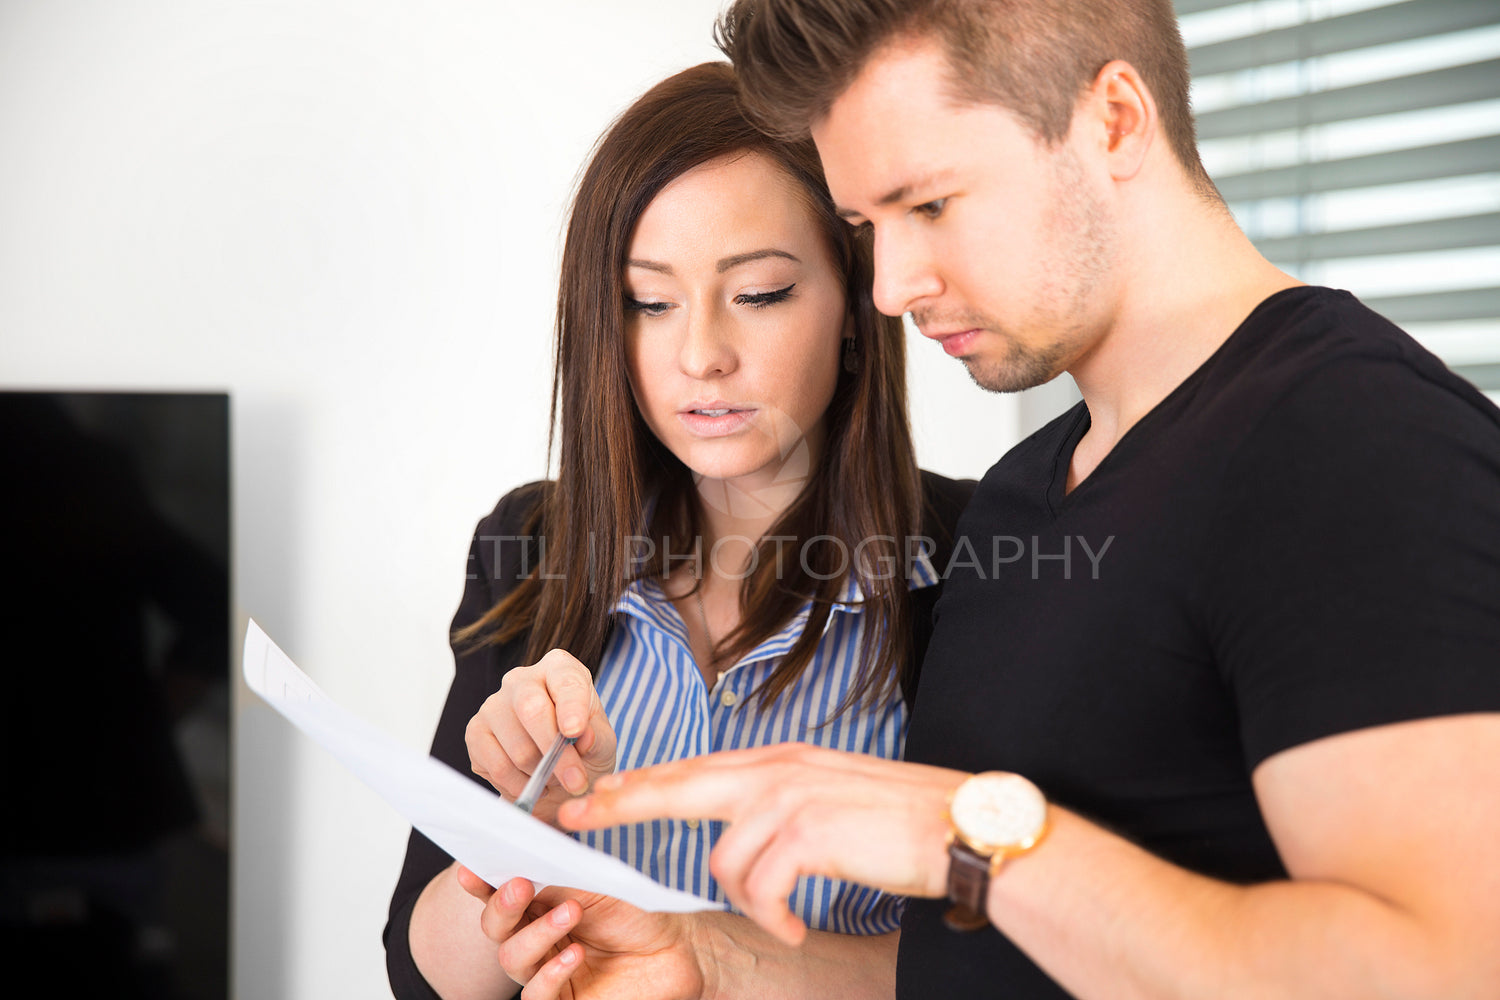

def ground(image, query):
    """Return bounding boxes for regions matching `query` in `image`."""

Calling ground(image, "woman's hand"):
[466,649,617,824]
[455,866,708,1000]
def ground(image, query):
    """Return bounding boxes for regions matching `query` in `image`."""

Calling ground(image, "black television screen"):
[0,391,230,1000]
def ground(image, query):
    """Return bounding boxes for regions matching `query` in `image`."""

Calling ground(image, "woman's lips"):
[678,406,756,437]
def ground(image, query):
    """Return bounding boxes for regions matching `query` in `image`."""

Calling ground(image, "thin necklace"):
[694,586,719,672]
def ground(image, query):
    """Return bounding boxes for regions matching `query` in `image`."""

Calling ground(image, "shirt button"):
[720,689,738,707]
[686,819,699,830]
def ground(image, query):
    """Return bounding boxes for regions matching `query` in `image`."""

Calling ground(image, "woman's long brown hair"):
[457,61,922,712]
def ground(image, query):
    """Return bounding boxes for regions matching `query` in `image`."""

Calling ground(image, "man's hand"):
[558,744,967,945]
[455,865,706,1000]
[466,649,617,824]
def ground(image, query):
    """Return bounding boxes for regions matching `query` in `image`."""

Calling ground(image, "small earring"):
[842,337,859,375]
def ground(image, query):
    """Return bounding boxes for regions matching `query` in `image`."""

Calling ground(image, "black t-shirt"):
[898,287,1500,998]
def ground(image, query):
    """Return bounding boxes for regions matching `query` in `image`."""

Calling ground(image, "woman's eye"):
[735,283,796,308]
[624,297,671,317]
[913,198,948,220]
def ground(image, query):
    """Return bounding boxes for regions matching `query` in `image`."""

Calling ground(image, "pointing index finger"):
[556,745,792,830]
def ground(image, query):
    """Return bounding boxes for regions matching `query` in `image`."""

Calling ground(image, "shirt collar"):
[611,576,690,647]
[830,543,940,609]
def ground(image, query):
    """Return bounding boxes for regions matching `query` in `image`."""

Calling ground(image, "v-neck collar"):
[1044,287,1313,516]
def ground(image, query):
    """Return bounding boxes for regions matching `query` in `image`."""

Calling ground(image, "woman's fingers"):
[553,711,617,797]
[538,649,595,737]
[468,650,612,800]
[535,650,610,795]
[465,700,533,797]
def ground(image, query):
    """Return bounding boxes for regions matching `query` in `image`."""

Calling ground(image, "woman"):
[385,62,972,1000]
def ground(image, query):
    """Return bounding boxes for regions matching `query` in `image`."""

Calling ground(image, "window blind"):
[1180,0,1500,401]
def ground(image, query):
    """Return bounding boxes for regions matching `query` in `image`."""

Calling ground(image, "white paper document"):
[242,619,716,913]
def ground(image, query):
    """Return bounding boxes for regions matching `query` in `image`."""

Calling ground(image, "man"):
[560,1,1500,997]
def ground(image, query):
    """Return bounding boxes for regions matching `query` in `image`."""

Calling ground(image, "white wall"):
[0,2,1048,997]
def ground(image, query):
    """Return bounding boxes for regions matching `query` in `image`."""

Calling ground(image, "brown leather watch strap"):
[943,840,992,931]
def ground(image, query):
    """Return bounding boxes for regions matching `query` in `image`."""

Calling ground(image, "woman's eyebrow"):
[717,248,800,273]
[627,249,802,276]
[627,258,673,275]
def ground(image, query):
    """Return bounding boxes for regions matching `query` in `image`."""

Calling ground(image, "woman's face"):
[623,151,848,519]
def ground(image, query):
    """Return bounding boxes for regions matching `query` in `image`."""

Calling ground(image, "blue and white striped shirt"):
[575,557,939,934]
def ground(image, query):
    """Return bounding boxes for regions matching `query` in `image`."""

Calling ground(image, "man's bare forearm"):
[989,807,1492,1000]
[698,915,897,1000]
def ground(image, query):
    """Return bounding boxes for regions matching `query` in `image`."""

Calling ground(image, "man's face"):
[811,37,1119,393]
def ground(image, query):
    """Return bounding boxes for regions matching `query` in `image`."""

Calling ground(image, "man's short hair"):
[716,0,1215,192]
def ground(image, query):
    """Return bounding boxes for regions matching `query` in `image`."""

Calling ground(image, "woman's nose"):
[678,304,738,379]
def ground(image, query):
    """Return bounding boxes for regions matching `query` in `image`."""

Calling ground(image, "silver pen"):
[514,732,578,814]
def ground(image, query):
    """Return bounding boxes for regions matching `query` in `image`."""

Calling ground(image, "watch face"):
[951,772,1047,853]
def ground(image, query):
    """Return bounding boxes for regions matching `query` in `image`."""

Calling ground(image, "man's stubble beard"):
[949,146,1118,395]
[961,336,1071,394]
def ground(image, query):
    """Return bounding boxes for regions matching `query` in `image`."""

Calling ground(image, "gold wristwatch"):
[943,771,1048,931]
